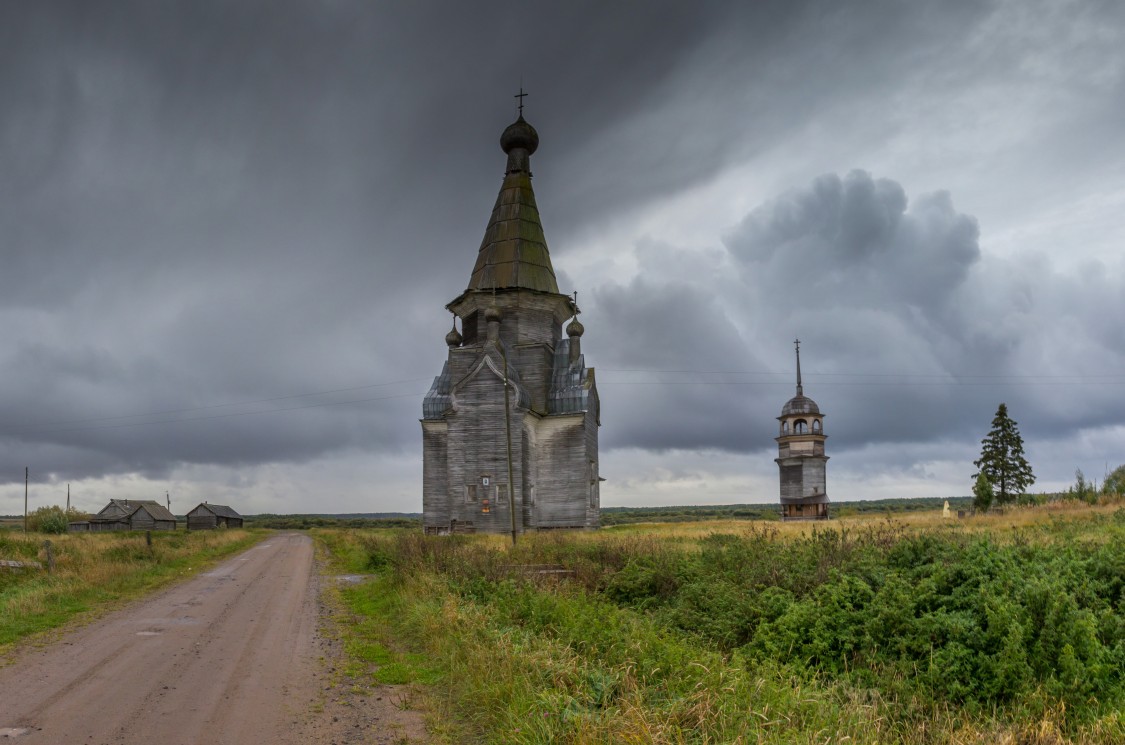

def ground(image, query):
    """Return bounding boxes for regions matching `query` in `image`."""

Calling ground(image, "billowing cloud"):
[582,167,1125,507]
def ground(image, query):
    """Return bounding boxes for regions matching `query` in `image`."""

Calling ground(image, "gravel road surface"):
[0,532,424,744]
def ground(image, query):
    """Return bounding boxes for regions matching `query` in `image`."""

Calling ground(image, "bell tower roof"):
[781,339,821,416]
[466,98,559,295]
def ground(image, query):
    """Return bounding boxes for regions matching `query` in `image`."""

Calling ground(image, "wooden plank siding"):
[422,301,600,535]
[185,504,243,530]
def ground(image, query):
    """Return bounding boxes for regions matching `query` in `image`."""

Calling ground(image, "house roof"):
[94,499,176,522]
[194,503,242,519]
[466,115,559,295]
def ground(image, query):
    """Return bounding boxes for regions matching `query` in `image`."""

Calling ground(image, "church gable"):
[451,353,530,411]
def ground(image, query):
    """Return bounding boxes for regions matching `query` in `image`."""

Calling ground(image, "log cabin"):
[77,499,177,531]
[186,503,244,530]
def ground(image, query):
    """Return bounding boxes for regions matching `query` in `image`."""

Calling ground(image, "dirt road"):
[0,533,424,744]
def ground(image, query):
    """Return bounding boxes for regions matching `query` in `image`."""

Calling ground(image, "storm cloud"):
[1,0,1123,513]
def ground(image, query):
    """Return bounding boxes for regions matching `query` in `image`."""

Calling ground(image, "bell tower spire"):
[795,338,803,396]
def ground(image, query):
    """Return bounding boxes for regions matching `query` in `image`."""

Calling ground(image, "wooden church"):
[776,341,830,520]
[421,107,601,535]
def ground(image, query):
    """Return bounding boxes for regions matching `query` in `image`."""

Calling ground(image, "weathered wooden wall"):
[187,513,217,530]
[423,290,598,535]
[443,358,528,534]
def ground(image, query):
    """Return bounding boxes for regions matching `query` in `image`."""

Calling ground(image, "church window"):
[495,484,508,505]
[465,484,477,502]
[781,421,790,435]
[812,419,821,433]
[461,311,479,344]
[794,419,808,434]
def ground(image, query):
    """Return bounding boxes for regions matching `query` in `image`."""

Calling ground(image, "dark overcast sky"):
[3,0,1124,514]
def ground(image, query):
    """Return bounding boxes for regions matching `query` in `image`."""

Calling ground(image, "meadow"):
[317,501,1125,744]
[0,528,264,651]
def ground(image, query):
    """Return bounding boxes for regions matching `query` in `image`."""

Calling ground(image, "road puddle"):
[0,727,31,737]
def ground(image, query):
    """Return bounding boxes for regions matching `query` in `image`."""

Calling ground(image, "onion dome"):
[500,116,539,155]
[566,317,584,338]
[484,306,502,323]
[445,320,462,347]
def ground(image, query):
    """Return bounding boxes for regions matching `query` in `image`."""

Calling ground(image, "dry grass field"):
[319,499,1125,744]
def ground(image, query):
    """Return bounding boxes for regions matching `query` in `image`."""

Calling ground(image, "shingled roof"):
[466,115,559,294]
[196,503,241,519]
[99,499,176,522]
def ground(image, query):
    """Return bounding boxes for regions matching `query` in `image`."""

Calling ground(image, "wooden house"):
[186,503,243,530]
[421,111,601,535]
[88,499,178,531]
[776,341,830,521]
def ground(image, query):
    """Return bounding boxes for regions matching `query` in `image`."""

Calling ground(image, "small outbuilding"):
[186,503,243,530]
[87,499,178,531]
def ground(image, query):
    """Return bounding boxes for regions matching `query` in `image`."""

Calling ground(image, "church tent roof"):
[466,115,559,294]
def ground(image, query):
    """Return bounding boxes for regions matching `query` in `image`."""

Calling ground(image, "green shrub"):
[26,505,87,534]
[1103,464,1125,497]
[337,516,1125,738]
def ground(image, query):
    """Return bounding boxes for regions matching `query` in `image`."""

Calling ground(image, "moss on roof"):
[467,158,559,294]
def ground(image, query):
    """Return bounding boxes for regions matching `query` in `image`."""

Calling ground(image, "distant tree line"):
[600,497,973,526]
[245,514,420,530]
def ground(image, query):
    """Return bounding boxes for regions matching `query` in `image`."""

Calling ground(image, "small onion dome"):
[566,317,585,337]
[500,116,539,155]
[484,305,502,322]
[445,322,462,347]
[782,394,821,417]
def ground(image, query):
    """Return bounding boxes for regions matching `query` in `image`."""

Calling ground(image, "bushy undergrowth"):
[325,511,1125,743]
[25,505,89,534]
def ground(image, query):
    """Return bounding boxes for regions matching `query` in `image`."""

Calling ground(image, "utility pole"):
[67,483,70,513]
[166,491,170,512]
[24,467,28,533]
[501,345,517,546]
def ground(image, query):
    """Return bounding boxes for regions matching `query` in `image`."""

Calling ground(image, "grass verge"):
[0,528,266,653]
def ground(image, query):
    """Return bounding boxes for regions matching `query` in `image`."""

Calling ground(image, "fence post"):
[43,540,54,574]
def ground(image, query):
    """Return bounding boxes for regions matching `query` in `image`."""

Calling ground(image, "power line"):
[8,377,430,434]
[600,368,1125,380]
[5,363,1124,439]
[24,390,427,435]
[597,379,1125,388]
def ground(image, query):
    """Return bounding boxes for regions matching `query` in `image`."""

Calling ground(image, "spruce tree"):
[973,403,1035,505]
